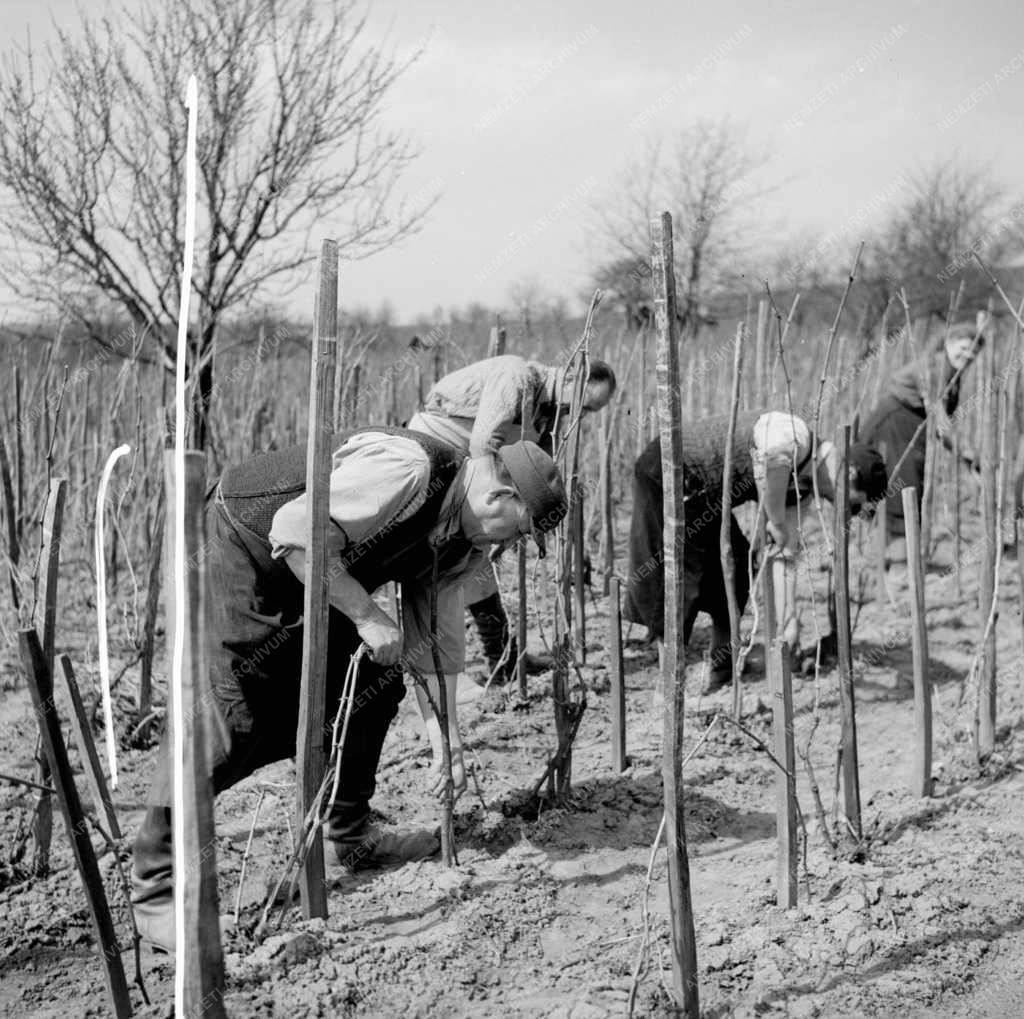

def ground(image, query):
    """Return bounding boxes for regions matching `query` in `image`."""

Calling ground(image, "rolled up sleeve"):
[752,412,812,525]
[268,433,430,559]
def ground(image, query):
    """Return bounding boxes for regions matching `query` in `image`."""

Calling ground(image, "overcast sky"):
[7,0,1024,322]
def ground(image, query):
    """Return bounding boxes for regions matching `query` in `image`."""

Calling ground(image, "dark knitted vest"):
[680,408,762,506]
[218,427,468,591]
[664,408,814,507]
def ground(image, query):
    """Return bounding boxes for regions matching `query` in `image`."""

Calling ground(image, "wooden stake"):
[296,239,339,918]
[487,322,507,358]
[165,450,226,1017]
[0,425,19,611]
[572,493,586,663]
[953,432,962,600]
[875,443,889,600]
[138,503,164,732]
[517,540,528,699]
[637,328,647,459]
[833,425,862,837]
[762,533,777,650]
[719,323,745,720]
[348,364,361,429]
[56,654,122,840]
[753,298,768,407]
[429,551,456,867]
[600,416,614,595]
[30,477,66,876]
[650,211,700,1017]
[19,629,132,1018]
[920,416,938,560]
[387,369,399,427]
[609,577,627,772]
[767,638,797,907]
[332,335,346,431]
[901,488,932,797]
[977,337,999,757]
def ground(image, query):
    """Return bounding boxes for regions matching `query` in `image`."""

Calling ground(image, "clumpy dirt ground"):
[2,506,1024,1018]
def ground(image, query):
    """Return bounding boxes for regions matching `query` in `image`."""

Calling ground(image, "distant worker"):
[860,319,984,560]
[408,354,616,688]
[624,409,887,691]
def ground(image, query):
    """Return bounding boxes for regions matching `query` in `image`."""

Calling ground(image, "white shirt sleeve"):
[751,412,812,530]
[268,432,431,559]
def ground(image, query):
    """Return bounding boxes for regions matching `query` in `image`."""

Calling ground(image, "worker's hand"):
[429,745,466,803]
[766,519,789,552]
[356,610,403,667]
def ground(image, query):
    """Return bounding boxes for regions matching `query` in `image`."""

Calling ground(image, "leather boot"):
[131,806,175,953]
[327,822,439,873]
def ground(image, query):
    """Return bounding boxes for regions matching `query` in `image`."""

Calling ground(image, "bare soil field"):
[2,507,1023,1018]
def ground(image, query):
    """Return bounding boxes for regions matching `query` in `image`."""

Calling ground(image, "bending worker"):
[132,427,567,952]
[860,318,984,559]
[624,409,887,691]
[408,353,616,685]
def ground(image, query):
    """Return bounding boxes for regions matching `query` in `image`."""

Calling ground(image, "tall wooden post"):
[30,478,67,876]
[977,337,999,757]
[767,639,797,907]
[609,577,627,772]
[833,425,862,837]
[720,324,745,719]
[296,240,339,919]
[165,450,226,1017]
[19,630,132,1018]
[902,488,933,796]
[651,211,700,1017]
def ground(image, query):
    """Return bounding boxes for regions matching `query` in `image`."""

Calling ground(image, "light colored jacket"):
[421,355,562,456]
[888,350,960,416]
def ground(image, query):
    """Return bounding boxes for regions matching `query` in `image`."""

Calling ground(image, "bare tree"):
[589,119,769,337]
[0,0,431,448]
[865,157,1007,324]
[507,277,547,343]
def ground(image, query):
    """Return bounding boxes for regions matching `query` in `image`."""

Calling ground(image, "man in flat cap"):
[625,408,887,691]
[409,353,616,687]
[131,426,567,951]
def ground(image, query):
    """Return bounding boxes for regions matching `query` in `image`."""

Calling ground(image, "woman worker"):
[859,318,985,559]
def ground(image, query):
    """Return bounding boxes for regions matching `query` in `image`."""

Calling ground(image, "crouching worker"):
[408,353,615,687]
[624,410,887,692]
[131,428,567,951]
